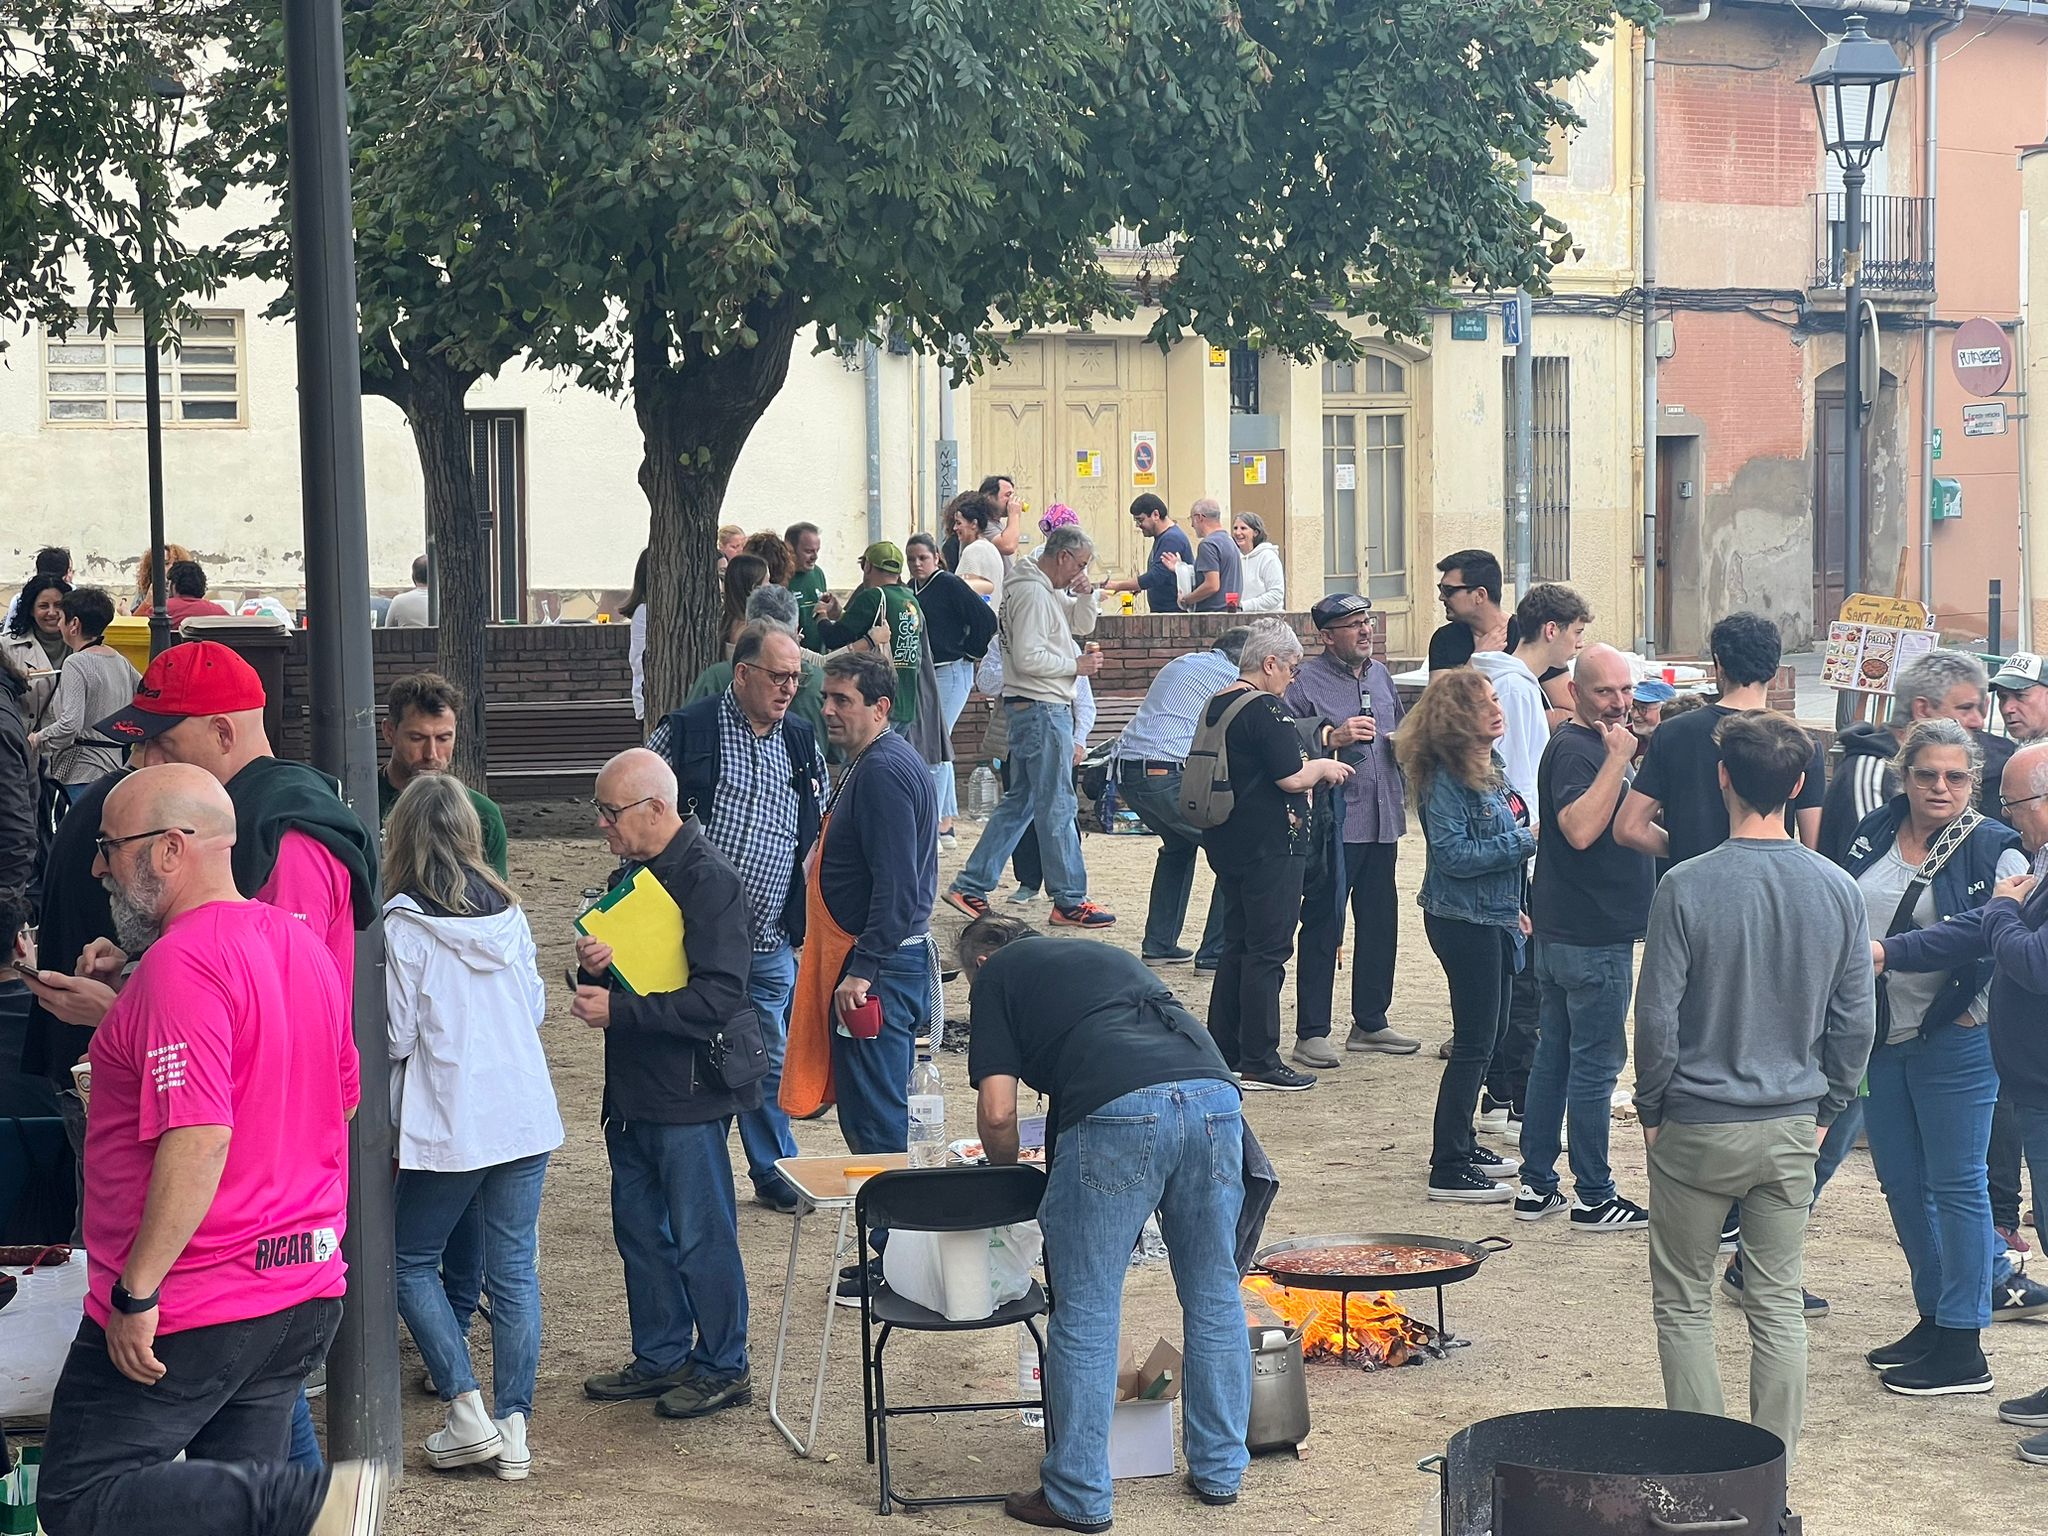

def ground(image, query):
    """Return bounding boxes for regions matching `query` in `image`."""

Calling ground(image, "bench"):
[484,698,644,801]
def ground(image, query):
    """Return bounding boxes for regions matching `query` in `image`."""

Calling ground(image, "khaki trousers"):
[1646,1115,1817,1461]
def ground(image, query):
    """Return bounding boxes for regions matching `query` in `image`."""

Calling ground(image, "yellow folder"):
[573,866,689,996]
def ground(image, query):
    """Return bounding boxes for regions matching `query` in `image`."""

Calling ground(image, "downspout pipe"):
[1920,12,1964,612]
[864,340,883,543]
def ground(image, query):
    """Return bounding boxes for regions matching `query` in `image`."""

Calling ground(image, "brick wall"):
[1657,23,1819,208]
[1660,310,1807,490]
[277,622,633,759]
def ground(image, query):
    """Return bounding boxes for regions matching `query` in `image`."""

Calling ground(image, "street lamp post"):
[1802,13,1907,609]
[138,74,187,660]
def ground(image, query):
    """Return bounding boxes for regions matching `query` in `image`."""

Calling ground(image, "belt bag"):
[702,1004,769,1095]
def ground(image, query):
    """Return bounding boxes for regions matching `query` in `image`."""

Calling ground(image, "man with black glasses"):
[1426,548,1520,672]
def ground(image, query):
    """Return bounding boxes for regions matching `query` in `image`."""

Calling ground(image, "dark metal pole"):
[139,197,171,661]
[1843,162,1866,607]
[1512,160,1535,595]
[1990,578,2004,658]
[280,0,401,1473]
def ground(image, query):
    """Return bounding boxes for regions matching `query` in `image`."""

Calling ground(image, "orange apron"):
[782,811,858,1117]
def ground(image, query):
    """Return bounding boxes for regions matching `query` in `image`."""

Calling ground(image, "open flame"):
[1243,1275,1440,1368]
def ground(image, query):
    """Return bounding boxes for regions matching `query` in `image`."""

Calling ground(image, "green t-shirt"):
[836,583,923,724]
[377,770,510,878]
[788,566,830,647]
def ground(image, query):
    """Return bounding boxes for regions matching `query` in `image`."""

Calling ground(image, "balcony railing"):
[1810,193,1934,293]
[1098,224,1177,259]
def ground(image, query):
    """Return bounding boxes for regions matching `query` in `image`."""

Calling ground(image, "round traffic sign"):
[1133,441,1155,473]
[1952,317,2011,398]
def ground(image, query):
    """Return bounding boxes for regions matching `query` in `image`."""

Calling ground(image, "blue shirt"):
[1116,650,1239,763]
[1140,526,1194,613]
[820,731,938,981]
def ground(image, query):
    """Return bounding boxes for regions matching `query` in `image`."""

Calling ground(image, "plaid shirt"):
[699,691,815,953]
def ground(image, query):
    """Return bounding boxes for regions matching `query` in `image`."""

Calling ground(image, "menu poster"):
[1823,621,1938,695]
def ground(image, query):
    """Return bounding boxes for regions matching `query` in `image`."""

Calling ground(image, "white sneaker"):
[424,1389,503,1470]
[493,1413,531,1481]
[308,1459,387,1536]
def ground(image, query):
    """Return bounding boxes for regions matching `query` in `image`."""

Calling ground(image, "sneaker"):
[1718,1214,1742,1255]
[1513,1184,1568,1222]
[425,1389,504,1469]
[1346,1022,1421,1054]
[1240,1064,1317,1092]
[1183,1470,1238,1508]
[834,1259,884,1308]
[1194,955,1221,973]
[938,829,958,851]
[1290,1036,1341,1070]
[655,1369,754,1419]
[493,1413,531,1481]
[1867,1319,1940,1371]
[1881,1329,1993,1397]
[1007,886,1041,906]
[1437,1038,1455,1060]
[1720,1258,1829,1318]
[1500,1107,1524,1146]
[753,1184,801,1215]
[308,1459,387,1536]
[2020,1429,2048,1466]
[1428,1165,1515,1203]
[1571,1195,1650,1234]
[1999,1385,2048,1426]
[1474,1093,1511,1134]
[1994,1272,2048,1322]
[583,1363,695,1402]
[1050,901,1115,928]
[943,889,990,920]
[1142,946,1195,965]
[304,1363,328,1400]
[1468,1144,1511,1172]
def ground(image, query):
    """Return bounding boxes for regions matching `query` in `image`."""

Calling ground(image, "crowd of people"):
[5,499,2048,1536]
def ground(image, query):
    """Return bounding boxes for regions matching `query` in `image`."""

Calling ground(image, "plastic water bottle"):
[968,764,999,820]
[908,1054,946,1167]
[1097,765,1119,832]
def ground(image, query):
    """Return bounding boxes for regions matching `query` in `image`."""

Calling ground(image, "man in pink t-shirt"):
[27,765,387,1536]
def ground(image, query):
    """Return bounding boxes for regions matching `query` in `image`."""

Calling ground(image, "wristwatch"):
[110,1280,161,1314]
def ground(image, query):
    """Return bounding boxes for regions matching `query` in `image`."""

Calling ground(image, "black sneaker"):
[1720,1258,1829,1318]
[1474,1093,1511,1133]
[834,1259,883,1309]
[1570,1195,1650,1234]
[752,1185,801,1215]
[1143,946,1195,965]
[1239,1065,1317,1092]
[1501,1107,1524,1146]
[1718,1213,1742,1255]
[1994,1272,2048,1322]
[655,1369,754,1419]
[1867,1318,1939,1371]
[1999,1385,2048,1426]
[1468,1144,1512,1172]
[2020,1430,2048,1466]
[584,1363,696,1402]
[1513,1184,1567,1222]
[1881,1330,1993,1397]
[1428,1165,1513,1204]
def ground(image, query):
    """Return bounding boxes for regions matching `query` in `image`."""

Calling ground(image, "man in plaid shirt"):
[650,620,827,1212]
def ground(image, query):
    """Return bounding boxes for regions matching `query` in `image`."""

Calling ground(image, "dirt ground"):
[378,806,2047,1536]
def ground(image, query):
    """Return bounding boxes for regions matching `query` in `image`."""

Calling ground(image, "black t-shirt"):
[21,769,121,1083]
[967,937,1236,1138]
[1200,687,1310,870]
[1532,723,1655,946]
[1631,703,1828,868]
[1427,615,1523,671]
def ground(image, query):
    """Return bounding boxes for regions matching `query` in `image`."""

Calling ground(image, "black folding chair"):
[854,1165,1051,1514]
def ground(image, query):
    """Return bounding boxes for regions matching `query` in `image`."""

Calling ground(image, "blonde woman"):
[384,775,563,1481]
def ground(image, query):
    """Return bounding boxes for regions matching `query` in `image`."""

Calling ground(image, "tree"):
[513,0,1652,720]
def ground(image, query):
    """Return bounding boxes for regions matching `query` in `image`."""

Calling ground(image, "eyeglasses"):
[94,826,194,863]
[2001,792,2048,813]
[1908,768,1975,790]
[737,661,803,691]
[591,796,655,825]
[1436,583,1473,598]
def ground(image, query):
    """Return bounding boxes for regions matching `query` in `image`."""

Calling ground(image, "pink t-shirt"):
[84,899,359,1334]
[256,828,358,998]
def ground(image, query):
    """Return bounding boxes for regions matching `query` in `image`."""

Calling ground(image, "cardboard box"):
[1108,1339,1182,1480]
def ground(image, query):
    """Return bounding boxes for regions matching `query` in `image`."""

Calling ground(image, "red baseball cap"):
[98,640,267,742]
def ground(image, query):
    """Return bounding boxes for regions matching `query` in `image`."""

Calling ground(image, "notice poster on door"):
[1242,453,1268,486]
[1075,449,1102,480]
[1333,462,1357,491]
[1130,431,1158,488]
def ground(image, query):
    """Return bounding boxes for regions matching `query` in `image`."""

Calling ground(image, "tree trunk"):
[634,295,804,722]
[400,352,491,791]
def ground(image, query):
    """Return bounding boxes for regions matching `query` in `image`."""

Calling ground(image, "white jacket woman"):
[1233,513,1287,612]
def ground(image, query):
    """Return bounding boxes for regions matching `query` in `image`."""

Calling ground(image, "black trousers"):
[1425,914,1514,1172]
[39,1298,340,1536]
[1484,954,1542,1110]
[1206,854,1306,1075]
[1295,836,1399,1038]
[1991,1091,2025,1230]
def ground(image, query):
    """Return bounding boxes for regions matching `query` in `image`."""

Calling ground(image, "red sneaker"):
[942,890,989,920]
[1049,902,1116,929]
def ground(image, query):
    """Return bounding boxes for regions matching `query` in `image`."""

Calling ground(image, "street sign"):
[1502,299,1523,346]
[1451,311,1488,341]
[1952,317,2012,398]
[1963,401,2009,437]
[1130,431,1158,488]
[1932,427,1942,459]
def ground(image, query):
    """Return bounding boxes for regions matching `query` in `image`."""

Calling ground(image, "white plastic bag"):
[882,1221,1042,1322]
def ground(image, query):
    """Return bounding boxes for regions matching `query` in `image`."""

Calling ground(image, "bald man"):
[572,748,766,1422]
[25,767,383,1536]
[1512,645,1656,1231]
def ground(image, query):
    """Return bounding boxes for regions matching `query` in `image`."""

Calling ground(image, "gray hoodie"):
[1469,648,1547,825]
[994,555,1100,707]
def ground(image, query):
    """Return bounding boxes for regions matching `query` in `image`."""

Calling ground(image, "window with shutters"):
[1501,357,1572,583]
[466,411,529,621]
[1321,352,1410,601]
[42,312,245,427]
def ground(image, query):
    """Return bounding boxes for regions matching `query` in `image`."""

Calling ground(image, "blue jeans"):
[605,1118,749,1380]
[1813,1096,1864,1204]
[931,659,974,823]
[828,942,926,1156]
[1118,766,1223,963]
[287,1393,321,1470]
[440,1200,483,1332]
[1518,940,1634,1207]
[395,1151,550,1417]
[1039,1082,1250,1525]
[952,699,1087,908]
[1866,1025,2001,1329]
[737,945,800,1197]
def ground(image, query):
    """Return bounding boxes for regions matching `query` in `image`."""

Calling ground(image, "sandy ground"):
[376,805,2047,1536]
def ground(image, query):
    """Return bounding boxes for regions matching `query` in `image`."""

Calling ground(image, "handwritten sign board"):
[1823,622,1938,696]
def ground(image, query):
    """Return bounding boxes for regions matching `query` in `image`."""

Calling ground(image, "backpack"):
[1178,686,1265,830]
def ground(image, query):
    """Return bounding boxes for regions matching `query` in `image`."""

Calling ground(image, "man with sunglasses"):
[1427,549,1521,673]
[650,620,826,1215]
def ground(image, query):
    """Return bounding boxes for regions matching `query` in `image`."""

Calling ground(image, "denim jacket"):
[1416,754,1536,928]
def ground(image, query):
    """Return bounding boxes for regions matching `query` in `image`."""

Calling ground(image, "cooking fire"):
[1243,1275,1446,1369]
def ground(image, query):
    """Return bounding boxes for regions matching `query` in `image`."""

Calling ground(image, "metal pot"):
[1244,1325,1310,1455]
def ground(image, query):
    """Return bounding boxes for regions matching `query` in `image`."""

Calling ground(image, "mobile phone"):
[565,966,582,993]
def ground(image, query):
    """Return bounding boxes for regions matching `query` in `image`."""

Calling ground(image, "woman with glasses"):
[384,774,563,1480]
[1847,719,2026,1397]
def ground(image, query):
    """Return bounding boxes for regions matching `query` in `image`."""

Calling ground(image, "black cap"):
[1310,593,1373,629]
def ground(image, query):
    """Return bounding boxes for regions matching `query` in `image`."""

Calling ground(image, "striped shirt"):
[1115,650,1238,763]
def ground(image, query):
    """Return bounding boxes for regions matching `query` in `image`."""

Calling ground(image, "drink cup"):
[1662,666,1676,686]
[70,1060,92,1110]
[844,995,884,1040]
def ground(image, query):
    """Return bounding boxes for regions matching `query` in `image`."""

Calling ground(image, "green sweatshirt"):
[821,582,923,724]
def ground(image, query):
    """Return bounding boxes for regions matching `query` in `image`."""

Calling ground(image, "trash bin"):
[174,617,292,749]
[101,615,153,676]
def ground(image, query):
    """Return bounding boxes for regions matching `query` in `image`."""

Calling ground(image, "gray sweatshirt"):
[1633,838,1875,1129]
